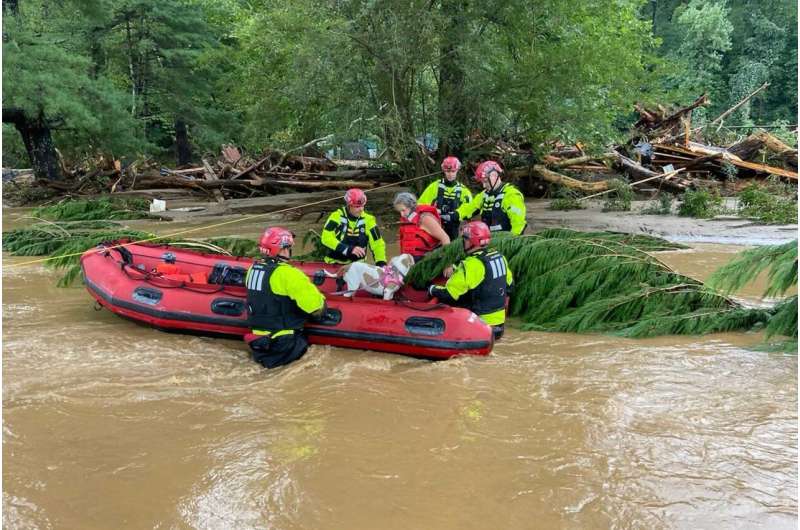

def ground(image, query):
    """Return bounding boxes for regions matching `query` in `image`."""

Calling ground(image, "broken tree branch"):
[710,82,770,129]
[547,153,616,169]
[579,168,687,201]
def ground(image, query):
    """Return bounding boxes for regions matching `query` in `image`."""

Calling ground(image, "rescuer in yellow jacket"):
[245,227,326,368]
[457,160,527,235]
[418,156,473,240]
[428,221,513,340]
[321,188,387,266]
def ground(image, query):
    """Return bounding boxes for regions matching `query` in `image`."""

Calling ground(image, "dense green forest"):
[3,0,797,179]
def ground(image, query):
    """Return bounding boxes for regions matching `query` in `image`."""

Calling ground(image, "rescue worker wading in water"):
[428,221,513,340]
[321,188,387,266]
[457,161,527,235]
[245,227,326,369]
[393,191,451,263]
[418,156,473,240]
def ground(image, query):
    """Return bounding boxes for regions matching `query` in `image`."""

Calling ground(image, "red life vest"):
[399,205,442,258]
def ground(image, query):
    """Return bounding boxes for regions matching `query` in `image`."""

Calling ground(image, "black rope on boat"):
[395,299,447,311]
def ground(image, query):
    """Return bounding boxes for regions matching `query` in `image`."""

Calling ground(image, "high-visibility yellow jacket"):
[320,207,386,264]
[418,178,473,216]
[457,183,526,235]
[430,248,513,326]
[245,259,325,338]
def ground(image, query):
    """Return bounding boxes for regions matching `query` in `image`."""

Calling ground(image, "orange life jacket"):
[399,205,442,258]
[154,263,208,284]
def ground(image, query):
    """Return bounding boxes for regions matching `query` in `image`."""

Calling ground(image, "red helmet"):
[462,221,491,251]
[474,161,503,183]
[345,188,367,207]
[259,227,294,257]
[441,156,461,171]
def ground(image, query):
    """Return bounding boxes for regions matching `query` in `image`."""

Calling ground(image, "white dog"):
[328,253,415,300]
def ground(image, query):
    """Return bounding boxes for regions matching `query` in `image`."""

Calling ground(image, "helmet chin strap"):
[486,172,501,193]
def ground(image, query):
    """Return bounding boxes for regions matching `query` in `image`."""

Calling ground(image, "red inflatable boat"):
[79,241,494,359]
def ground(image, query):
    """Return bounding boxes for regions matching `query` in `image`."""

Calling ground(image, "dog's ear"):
[397,254,414,275]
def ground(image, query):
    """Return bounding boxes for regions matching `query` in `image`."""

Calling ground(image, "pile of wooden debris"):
[3,143,402,205]
[4,88,796,207]
[509,91,797,197]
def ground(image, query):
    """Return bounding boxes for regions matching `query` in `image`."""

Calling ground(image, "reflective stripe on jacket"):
[246,258,325,333]
[320,207,387,264]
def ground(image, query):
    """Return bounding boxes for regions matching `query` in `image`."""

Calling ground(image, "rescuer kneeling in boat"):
[245,227,327,369]
[428,221,513,340]
[393,191,450,263]
[457,160,527,235]
[321,188,387,266]
[418,156,473,240]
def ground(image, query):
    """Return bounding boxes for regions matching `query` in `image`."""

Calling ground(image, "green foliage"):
[406,229,770,338]
[406,229,773,337]
[2,124,29,168]
[737,182,798,224]
[548,188,584,211]
[708,241,797,298]
[708,240,797,345]
[3,0,795,178]
[2,2,148,159]
[721,161,739,182]
[205,237,260,258]
[3,0,238,166]
[654,0,796,129]
[766,296,798,339]
[678,189,723,218]
[2,222,154,286]
[294,230,328,261]
[602,179,633,212]
[673,0,733,96]
[32,198,150,221]
[641,194,674,215]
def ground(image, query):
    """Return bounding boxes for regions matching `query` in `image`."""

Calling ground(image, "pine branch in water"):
[32,198,151,221]
[205,237,260,257]
[766,296,798,339]
[707,241,798,298]
[706,241,797,346]
[407,229,772,338]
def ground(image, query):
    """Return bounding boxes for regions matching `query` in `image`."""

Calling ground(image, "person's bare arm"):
[420,213,451,246]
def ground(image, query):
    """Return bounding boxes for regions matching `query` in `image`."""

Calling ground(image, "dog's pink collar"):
[380,265,403,288]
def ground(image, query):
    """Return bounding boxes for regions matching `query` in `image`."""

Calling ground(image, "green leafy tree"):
[673,0,733,102]
[652,0,796,128]
[2,1,142,178]
[93,0,239,163]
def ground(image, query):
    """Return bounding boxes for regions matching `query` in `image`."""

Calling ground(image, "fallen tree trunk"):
[638,93,709,134]
[656,144,798,181]
[677,152,724,171]
[709,82,769,128]
[613,152,692,192]
[728,131,798,168]
[507,165,609,193]
[547,153,616,169]
[231,154,273,180]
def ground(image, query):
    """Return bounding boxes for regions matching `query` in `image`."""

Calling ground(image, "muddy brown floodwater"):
[2,207,797,529]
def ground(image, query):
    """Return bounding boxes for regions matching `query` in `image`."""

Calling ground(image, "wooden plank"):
[728,159,798,180]
[655,143,797,180]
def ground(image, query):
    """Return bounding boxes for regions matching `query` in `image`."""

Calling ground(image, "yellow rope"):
[9,170,440,267]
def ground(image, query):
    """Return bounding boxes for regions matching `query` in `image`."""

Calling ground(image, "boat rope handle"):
[10,170,443,268]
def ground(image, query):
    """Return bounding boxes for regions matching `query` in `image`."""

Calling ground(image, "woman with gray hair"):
[393,191,451,263]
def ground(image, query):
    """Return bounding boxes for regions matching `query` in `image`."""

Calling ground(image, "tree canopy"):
[3,0,797,176]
